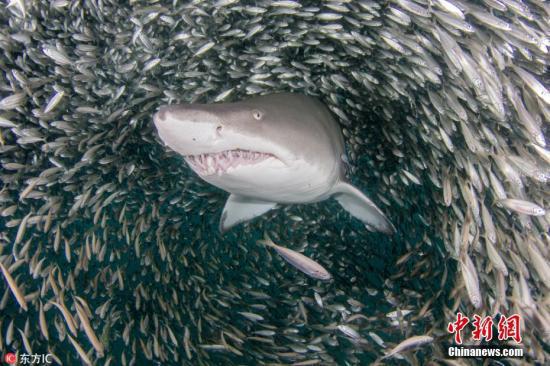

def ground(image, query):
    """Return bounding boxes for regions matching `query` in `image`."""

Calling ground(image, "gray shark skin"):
[154,93,396,235]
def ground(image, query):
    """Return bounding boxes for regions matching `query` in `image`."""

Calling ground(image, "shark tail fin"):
[219,194,278,234]
[331,182,396,235]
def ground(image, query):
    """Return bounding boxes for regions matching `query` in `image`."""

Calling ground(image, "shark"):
[153,93,396,235]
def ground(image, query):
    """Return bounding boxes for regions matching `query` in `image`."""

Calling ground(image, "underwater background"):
[0,0,548,365]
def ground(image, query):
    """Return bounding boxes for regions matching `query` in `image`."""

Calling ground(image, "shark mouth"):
[184,149,277,176]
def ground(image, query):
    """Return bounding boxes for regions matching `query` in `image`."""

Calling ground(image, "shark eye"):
[252,109,263,120]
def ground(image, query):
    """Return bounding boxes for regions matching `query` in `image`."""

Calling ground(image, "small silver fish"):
[0,260,28,311]
[500,198,546,216]
[238,311,264,322]
[460,253,482,308]
[258,233,331,280]
[337,324,361,339]
[381,335,434,360]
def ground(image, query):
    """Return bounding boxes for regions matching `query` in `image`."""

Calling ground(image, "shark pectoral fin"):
[219,194,278,233]
[331,182,396,235]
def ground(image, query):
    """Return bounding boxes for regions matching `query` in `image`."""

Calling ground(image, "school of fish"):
[0,0,548,365]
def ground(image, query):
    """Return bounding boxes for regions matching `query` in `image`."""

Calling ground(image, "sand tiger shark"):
[153,93,395,235]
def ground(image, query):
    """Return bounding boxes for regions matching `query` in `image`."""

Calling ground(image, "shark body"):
[154,93,395,234]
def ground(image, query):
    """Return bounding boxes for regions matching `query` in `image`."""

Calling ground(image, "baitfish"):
[258,233,331,281]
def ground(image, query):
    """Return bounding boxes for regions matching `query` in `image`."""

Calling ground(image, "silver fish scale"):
[0,0,549,365]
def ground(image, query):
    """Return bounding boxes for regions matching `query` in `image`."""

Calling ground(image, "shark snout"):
[153,105,178,137]
[153,107,174,143]
[153,105,169,127]
[153,105,227,155]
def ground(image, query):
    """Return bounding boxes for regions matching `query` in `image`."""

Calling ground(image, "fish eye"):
[252,109,263,120]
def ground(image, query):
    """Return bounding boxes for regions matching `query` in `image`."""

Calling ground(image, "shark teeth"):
[185,149,275,176]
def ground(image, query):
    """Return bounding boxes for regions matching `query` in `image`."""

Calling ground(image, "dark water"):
[1,0,547,365]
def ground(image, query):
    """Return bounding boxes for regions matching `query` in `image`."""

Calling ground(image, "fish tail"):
[257,232,276,248]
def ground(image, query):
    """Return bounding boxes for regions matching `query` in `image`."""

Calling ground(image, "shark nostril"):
[216,125,223,135]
